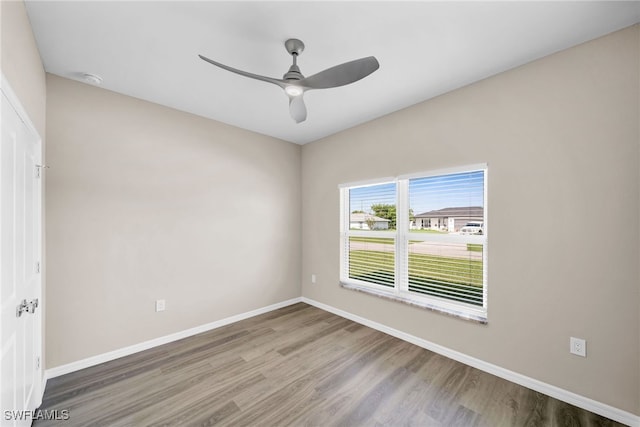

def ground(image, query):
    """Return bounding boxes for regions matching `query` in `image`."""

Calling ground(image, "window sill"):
[340,281,487,325]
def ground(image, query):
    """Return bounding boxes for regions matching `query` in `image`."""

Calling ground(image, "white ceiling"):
[25,1,640,144]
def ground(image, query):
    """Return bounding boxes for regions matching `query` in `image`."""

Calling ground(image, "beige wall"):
[1,0,46,137]
[45,75,301,367]
[301,25,640,415]
[1,0,47,380]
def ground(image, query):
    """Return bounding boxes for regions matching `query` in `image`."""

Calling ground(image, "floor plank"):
[35,303,625,427]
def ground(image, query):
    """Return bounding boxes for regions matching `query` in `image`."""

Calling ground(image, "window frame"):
[339,164,488,323]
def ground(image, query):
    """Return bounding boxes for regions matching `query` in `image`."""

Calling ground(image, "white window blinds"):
[340,166,487,320]
[407,171,485,306]
[342,181,396,288]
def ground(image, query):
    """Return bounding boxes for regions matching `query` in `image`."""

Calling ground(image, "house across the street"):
[413,206,483,232]
[350,213,390,230]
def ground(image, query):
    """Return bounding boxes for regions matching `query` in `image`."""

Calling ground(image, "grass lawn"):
[348,236,395,245]
[467,243,483,252]
[348,249,395,287]
[349,235,443,245]
[349,249,483,306]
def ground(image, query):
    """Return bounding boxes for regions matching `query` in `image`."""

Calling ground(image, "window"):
[339,165,487,322]
[344,181,396,288]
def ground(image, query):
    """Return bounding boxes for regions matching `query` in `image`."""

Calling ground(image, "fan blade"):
[198,54,286,89]
[288,95,307,123]
[300,56,379,90]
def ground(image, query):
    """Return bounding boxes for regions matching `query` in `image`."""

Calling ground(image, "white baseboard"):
[39,375,47,406]
[45,297,302,380]
[301,297,639,427]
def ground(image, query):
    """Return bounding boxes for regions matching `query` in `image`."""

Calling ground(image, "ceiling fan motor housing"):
[284,64,303,81]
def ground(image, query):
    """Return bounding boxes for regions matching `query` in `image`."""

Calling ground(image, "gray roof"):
[414,206,483,219]
[350,213,390,222]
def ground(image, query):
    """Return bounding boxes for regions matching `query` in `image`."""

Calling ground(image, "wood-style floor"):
[35,303,623,427]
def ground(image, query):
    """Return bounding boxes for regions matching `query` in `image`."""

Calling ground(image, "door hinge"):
[35,261,40,274]
[36,357,40,370]
[35,164,49,179]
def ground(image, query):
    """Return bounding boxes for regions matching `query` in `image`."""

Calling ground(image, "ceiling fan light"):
[285,85,303,97]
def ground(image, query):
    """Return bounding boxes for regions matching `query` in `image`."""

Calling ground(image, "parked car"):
[460,222,483,235]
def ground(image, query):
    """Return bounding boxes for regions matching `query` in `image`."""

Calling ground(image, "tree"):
[371,204,397,229]
[365,216,376,230]
[351,210,365,214]
[368,205,415,229]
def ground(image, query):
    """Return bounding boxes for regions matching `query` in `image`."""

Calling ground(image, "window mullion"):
[339,188,348,281]
[396,180,409,293]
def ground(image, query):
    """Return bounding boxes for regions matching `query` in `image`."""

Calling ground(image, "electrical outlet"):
[155,299,166,312]
[570,337,586,357]
[311,274,317,284]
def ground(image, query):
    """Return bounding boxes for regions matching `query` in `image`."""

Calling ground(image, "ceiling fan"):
[199,39,379,124]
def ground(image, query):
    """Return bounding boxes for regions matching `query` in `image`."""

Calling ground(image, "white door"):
[0,75,43,426]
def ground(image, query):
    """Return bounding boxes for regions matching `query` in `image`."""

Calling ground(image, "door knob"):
[26,298,39,314]
[16,298,39,317]
[16,299,28,317]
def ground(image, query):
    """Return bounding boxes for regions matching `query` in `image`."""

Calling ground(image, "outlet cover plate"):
[570,337,586,357]
[156,299,166,312]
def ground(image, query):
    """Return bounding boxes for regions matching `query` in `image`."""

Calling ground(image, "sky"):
[349,170,484,216]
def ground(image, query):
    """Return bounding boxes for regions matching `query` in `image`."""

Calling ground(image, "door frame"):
[1,72,45,409]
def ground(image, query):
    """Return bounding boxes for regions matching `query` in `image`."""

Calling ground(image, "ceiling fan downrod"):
[284,39,305,81]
